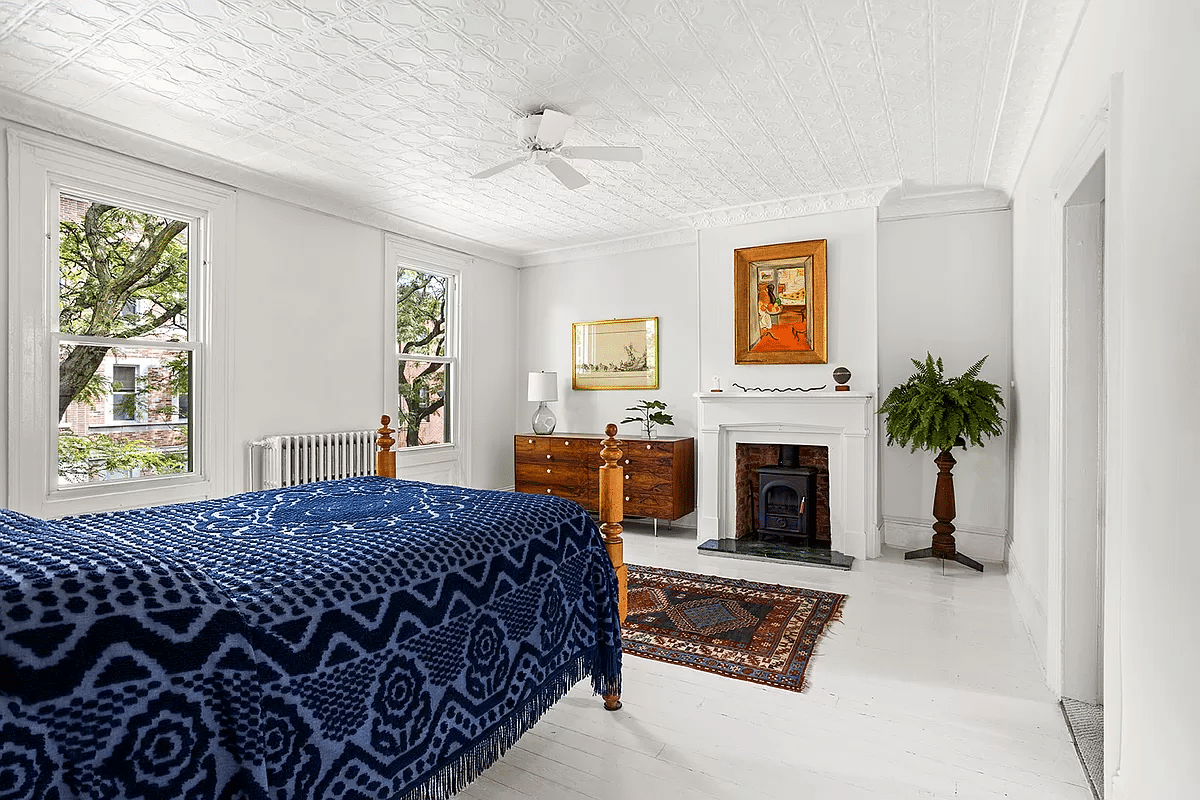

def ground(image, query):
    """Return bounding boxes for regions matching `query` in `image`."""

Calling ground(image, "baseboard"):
[1007,543,1047,674]
[881,515,1007,562]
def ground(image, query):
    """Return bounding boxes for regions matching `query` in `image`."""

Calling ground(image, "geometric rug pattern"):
[624,564,847,693]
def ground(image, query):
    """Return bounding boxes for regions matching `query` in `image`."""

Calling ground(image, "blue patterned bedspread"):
[0,477,622,800]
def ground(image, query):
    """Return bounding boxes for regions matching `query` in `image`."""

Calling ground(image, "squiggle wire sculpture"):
[731,383,827,393]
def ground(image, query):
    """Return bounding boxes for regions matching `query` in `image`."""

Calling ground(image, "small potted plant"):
[878,354,1004,571]
[621,400,674,439]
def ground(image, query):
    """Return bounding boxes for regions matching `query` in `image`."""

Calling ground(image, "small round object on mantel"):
[833,366,852,391]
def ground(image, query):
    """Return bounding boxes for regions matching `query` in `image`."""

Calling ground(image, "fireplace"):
[695,392,879,560]
[736,443,828,547]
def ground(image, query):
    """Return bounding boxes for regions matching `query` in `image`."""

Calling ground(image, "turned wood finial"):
[376,414,396,479]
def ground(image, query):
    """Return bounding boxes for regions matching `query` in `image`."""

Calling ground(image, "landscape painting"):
[573,317,659,390]
[734,240,827,364]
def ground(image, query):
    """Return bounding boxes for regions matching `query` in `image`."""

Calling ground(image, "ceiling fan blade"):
[535,109,575,148]
[545,157,589,190]
[470,156,527,179]
[557,146,643,163]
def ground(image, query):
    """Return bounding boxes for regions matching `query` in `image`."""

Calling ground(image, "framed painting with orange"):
[733,239,827,364]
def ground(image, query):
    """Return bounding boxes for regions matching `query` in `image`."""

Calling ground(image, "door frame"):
[1044,76,1125,793]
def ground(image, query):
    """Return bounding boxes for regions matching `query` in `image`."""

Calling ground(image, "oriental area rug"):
[623,565,847,693]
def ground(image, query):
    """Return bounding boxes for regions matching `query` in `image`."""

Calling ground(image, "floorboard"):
[475,523,1091,799]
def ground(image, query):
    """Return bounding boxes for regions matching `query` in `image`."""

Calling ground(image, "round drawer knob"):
[546,454,551,460]
[546,468,551,473]
[564,440,570,445]
[646,444,651,450]
[625,496,630,502]
[624,459,630,465]
[528,439,533,444]
[625,474,630,480]
[545,488,551,494]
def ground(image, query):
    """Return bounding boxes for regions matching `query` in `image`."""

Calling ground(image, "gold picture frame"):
[572,317,659,390]
[733,239,828,364]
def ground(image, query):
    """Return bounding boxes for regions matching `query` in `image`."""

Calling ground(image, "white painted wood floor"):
[460,523,1092,800]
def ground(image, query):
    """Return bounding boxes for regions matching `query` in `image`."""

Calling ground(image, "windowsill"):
[393,443,459,467]
[44,473,211,518]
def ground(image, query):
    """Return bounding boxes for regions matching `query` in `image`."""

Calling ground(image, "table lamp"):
[528,371,558,434]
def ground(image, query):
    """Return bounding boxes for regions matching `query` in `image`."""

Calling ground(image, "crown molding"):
[0,88,522,269]
[519,227,697,268]
[678,185,896,230]
[877,181,1011,221]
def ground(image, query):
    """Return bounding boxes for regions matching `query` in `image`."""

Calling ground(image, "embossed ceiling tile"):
[366,1,436,34]
[168,0,244,28]
[374,38,441,70]
[985,0,1085,189]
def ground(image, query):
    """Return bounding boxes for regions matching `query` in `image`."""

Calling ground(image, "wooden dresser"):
[514,432,695,521]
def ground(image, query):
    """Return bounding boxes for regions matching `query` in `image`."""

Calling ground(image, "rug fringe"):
[799,595,848,693]
[399,651,617,800]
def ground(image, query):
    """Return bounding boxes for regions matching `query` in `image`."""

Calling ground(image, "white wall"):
[1110,0,1200,794]
[697,208,878,398]
[0,122,10,508]
[1008,0,1116,666]
[877,211,1013,562]
[228,193,386,492]
[214,192,522,492]
[517,242,700,447]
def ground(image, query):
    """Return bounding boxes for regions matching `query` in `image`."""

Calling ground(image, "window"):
[111,365,138,421]
[10,130,232,516]
[56,194,194,485]
[395,267,456,448]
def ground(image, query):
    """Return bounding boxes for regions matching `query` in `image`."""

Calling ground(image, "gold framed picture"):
[733,239,828,364]
[572,317,659,390]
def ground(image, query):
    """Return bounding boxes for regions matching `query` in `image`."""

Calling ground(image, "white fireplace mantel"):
[694,391,880,560]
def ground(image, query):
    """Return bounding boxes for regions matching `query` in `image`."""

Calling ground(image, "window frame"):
[383,235,469,476]
[8,128,234,517]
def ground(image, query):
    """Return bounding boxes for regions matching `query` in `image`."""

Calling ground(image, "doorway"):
[1060,153,1106,797]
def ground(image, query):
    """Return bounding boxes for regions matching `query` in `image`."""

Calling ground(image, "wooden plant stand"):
[904,449,984,572]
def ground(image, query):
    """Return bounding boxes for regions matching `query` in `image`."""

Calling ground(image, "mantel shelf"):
[694,391,874,400]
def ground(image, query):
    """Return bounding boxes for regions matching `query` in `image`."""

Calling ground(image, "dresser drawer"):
[515,462,589,487]
[550,437,596,460]
[622,491,676,520]
[514,436,550,458]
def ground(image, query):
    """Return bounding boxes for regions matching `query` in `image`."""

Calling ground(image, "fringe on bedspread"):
[399,650,621,800]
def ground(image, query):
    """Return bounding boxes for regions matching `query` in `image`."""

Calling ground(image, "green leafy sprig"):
[878,354,1005,453]
[621,399,674,440]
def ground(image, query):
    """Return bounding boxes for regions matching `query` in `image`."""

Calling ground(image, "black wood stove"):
[755,445,818,546]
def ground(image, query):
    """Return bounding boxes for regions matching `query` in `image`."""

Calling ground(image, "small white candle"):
[711,375,722,391]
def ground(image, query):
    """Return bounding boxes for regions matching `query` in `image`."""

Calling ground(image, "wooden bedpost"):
[599,423,625,712]
[376,415,396,479]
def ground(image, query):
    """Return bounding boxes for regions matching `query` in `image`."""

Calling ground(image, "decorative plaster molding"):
[877,181,1012,220]
[678,185,895,230]
[520,227,697,268]
[0,89,522,269]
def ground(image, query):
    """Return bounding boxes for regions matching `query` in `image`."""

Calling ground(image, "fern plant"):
[878,354,1005,453]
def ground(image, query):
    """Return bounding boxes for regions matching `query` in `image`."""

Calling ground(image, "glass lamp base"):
[531,402,557,435]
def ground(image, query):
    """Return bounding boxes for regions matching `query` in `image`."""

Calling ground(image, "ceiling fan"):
[469,109,642,190]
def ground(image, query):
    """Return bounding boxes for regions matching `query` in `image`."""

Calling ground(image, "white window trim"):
[8,127,234,517]
[383,234,472,482]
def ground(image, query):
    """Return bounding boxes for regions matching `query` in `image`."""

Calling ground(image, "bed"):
[0,418,628,800]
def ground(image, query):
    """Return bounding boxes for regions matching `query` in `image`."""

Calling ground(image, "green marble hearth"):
[698,536,854,570]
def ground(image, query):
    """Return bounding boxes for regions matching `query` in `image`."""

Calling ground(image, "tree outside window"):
[55,195,193,484]
[396,267,454,448]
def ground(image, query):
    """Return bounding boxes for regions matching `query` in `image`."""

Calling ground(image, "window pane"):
[398,360,449,447]
[396,268,447,357]
[58,343,192,484]
[59,194,189,342]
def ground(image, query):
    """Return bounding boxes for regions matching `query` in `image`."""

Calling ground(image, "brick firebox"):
[734,443,830,543]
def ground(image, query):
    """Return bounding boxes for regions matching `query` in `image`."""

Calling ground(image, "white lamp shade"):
[528,371,558,402]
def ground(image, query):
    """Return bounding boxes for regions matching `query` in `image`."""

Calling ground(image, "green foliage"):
[396,269,449,447]
[878,354,1005,453]
[57,200,190,420]
[621,399,674,439]
[58,433,188,483]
